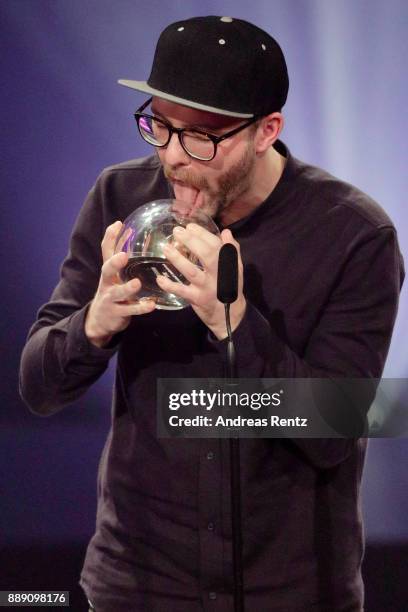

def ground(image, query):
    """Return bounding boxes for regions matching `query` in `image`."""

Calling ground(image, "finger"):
[116,227,134,256]
[100,251,129,287]
[185,223,221,249]
[108,278,143,302]
[162,243,204,285]
[156,273,198,303]
[221,229,244,291]
[220,229,244,267]
[221,228,240,251]
[172,226,219,268]
[115,298,157,316]
[101,221,123,262]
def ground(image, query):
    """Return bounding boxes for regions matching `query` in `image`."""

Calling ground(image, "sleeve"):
[211,226,404,468]
[19,172,120,415]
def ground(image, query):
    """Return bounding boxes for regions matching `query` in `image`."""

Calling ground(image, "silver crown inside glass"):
[114,199,220,310]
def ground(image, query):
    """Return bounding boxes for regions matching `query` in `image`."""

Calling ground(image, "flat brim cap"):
[118,15,289,118]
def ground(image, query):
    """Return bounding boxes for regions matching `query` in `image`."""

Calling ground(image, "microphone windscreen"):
[217,243,238,304]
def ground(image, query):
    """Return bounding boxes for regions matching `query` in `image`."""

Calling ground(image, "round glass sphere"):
[114,199,220,310]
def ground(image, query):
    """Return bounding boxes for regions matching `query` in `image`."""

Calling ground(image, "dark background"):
[1,1,407,610]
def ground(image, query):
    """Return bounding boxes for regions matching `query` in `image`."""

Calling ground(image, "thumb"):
[220,229,244,293]
[101,221,123,263]
[221,228,241,254]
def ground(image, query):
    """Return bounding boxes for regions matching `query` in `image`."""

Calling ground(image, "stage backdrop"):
[1,1,407,609]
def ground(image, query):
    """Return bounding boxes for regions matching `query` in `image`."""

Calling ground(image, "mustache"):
[163,167,209,190]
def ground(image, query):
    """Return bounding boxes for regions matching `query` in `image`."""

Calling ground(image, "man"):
[19,16,404,612]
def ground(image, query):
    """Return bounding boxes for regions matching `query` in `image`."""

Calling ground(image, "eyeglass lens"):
[138,115,215,160]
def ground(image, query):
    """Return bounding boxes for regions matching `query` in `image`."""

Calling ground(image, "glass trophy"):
[114,199,220,310]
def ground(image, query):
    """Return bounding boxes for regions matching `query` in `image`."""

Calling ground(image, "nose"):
[161,132,190,167]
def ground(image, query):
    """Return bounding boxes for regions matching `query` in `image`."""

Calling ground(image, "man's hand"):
[156,224,246,340]
[85,221,156,348]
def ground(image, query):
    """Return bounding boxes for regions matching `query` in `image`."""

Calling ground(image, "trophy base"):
[121,256,188,310]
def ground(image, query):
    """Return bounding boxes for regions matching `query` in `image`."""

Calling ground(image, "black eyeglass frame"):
[134,97,260,161]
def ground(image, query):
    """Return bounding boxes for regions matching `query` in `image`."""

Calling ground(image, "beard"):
[163,140,256,219]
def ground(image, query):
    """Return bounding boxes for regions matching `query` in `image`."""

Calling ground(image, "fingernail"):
[173,226,185,234]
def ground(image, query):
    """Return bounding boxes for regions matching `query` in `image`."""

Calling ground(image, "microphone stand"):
[224,303,244,612]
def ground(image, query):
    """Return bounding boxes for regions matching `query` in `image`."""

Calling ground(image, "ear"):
[254,113,284,154]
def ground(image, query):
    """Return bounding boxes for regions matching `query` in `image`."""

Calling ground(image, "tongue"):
[173,181,199,207]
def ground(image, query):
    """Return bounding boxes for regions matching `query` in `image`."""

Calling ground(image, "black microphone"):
[217,242,238,378]
[217,243,238,304]
[217,243,238,378]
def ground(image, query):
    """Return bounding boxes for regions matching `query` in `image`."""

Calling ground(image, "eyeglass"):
[134,98,259,161]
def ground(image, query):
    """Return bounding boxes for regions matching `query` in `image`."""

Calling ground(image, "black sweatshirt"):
[19,142,404,611]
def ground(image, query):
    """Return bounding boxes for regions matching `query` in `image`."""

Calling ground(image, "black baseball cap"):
[118,15,289,118]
